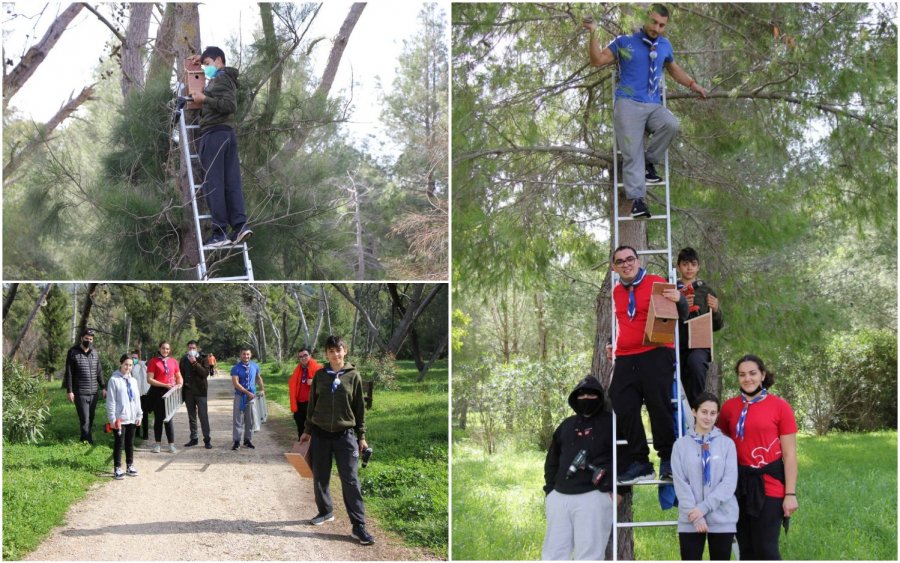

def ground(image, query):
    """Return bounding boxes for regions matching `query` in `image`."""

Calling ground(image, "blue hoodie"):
[671,426,739,533]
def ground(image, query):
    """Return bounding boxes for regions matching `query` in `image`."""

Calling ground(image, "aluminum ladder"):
[173,83,254,281]
[608,70,690,560]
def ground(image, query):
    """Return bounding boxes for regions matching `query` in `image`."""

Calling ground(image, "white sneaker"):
[152,443,161,453]
[113,467,125,480]
[126,465,139,477]
[168,443,177,454]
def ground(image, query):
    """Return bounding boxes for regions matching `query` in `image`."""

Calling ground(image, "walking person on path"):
[106,354,143,480]
[671,392,738,560]
[64,328,106,444]
[230,346,265,450]
[146,341,183,454]
[300,335,374,546]
[180,340,212,449]
[583,3,707,218]
[717,355,799,560]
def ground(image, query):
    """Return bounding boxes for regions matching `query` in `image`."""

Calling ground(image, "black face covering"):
[81,339,92,349]
[576,397,602,416]
[743,385,763,398]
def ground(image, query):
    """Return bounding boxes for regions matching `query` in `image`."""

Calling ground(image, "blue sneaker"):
[230,225,253,245]
[203,232,230,249]
[618,461,655,485]
[351,525,375,545]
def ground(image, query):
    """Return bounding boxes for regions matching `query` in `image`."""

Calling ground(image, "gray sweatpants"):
[542,489,614,561]
[614,98,680,200]
[232,395,254,443]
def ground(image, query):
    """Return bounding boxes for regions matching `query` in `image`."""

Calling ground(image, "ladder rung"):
[636,249,668,256]
[615,439,628,445]
[190,154,200,160]
[616,521,678,529]
[186,125,200,130]
[616,182,665,188]
[203,243,248,251]
[207,275,252,282]
[617,214,669,222]
[197,214,212,220]
[619,479,673,486]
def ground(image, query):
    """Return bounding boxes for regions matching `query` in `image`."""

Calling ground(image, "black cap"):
[82,328,95,337]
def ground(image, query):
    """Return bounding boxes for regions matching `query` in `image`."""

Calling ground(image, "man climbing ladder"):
[188,47,253,248]
[583,4,707,218]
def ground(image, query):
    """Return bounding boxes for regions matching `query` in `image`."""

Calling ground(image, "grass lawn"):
[264,358,449,557]
[4,359,448,560]
[452,429,897,560]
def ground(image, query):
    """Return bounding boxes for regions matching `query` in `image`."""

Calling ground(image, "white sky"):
[2,1,441,159]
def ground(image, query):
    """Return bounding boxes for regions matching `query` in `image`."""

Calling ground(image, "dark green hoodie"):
[199,66,239,131]
[305,362,366,439]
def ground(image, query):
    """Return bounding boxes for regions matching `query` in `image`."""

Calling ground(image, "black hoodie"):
[543,376,618,495]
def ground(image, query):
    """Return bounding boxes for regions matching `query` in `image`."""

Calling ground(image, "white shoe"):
[168,443,178,454]
[152,443,161,453]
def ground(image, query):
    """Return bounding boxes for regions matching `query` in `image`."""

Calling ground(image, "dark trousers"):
[310,429,366,528]
[199,127,246,233]
[184,390,211,442]
[736,495,783,560]
[680,348,712,407]
[112,424,137,468]
[293,403,309,440]
[609,347,676,464]
[74,393,98,443]
[140,394,153,439]
[148,387,174,443]
[679,532,734,560]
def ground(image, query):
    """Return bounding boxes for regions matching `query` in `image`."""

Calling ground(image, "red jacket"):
[288,358,322,412]
[613,273,676,356]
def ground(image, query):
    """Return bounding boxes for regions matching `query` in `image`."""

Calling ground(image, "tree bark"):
[8,284,52,360]
[332,284,390,355]
[416,334,447,382]
[3,3,84,108]
[384,284,444,355]
[74,283,100,346]
[288,286,311,350]
[121,2,153,98]
[257,3,283,130]
[145,3,177,87]
[387,284,424,368]
[2,283,19,325]
[266,3,366,172]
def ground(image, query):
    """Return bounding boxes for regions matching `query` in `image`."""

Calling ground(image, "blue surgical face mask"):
[203,65,218,80]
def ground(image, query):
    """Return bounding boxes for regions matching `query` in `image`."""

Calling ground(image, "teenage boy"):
[188,46,252,248]
[300,335,374,546]
[676,247,724,406]
[583,4,707,218]
[231,346,265,450]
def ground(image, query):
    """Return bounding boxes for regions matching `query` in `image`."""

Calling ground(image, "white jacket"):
[106,370,143,425]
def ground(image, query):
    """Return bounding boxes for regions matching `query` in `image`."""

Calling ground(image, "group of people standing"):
[64,331,375,546]
[542,5,798,560]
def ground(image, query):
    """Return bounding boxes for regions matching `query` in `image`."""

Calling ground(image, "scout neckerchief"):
[239,361,254,412]
[326,365,346,394]
[620,267,647,321]
[693,431,716,486]
[736,388,768,441]
[641,29,661,97]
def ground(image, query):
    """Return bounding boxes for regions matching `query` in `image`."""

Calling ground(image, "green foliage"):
[2,361,50,444]
[776,329,897,435]
[354,353,398,390]
[37,285,71,379]
[452,430,897,560]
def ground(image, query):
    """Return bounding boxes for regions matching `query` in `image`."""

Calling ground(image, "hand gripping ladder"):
[608,70,690,560]
[174,83,254,281]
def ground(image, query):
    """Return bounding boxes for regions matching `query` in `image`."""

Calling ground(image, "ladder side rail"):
[176,95,209,280]
[243,246,255,281]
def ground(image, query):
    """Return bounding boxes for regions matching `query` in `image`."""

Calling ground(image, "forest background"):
[3,2,448,280]
[451,3,897,560]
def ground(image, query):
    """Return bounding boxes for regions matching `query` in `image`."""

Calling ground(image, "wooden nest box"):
[643,282,678,345]
[687,311,714,351]
[184,57,204,110]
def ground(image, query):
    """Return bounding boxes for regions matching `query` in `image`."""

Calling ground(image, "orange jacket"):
[288,358,322,412]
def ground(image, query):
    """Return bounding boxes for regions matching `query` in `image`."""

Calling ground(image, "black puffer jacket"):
[64,345,105,395]
[544,376,621,494]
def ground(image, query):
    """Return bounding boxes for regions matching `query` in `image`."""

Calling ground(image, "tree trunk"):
[8,284,52,359]
[387,284,424,368]
[257,3,283,130]
[3,3,84,108]
[332,284,390,355]
[125,314,132,350]
[384,284,443,355]
[2,283,19,324]
[266,3,365,172]
[74,283,100,346]
[145,3,177,87]
[173,4,201,274]
[312,286,326,350]
[416,335,447,382]
[121,2,153,98]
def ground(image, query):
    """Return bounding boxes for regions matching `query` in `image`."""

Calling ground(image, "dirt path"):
[26,375,435,561]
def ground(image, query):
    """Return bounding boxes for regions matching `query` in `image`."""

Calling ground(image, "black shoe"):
[310,512,335,526]
[618,461,655,485]
[243,441,255,449]
[184,439,198,447]
[658,459,673,481]
[351,526,375,545]
[204,440,212,449]
[232,441,240,450]
[203,232,230,249]
[230,224,253,245]
[645,162,664,184]
[631,198,652,219]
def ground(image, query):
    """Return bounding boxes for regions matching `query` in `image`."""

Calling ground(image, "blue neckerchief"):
[239,362,255,412]
[326,366,346,394]
[736,388,768,441]
[692,432,716,486]
[620,267,647,321]
[640,29,661,97]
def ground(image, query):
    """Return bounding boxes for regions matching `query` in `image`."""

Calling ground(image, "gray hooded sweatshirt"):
[671,426,739,533]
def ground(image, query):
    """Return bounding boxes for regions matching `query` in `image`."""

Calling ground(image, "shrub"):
[355,353,398,390]
[3,361,50,443]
